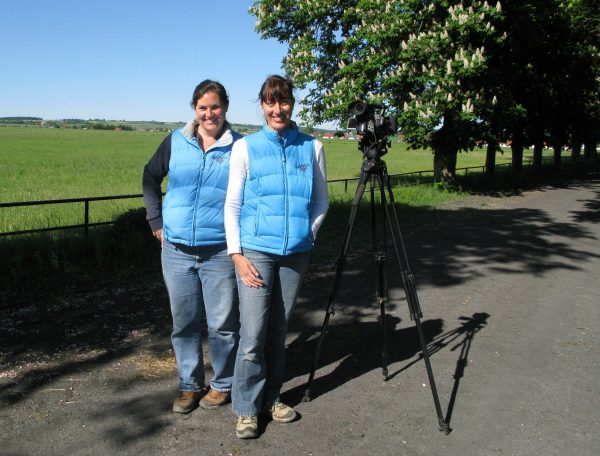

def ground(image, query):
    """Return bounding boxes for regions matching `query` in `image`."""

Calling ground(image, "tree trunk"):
[584,140,597,160]
[533,141,544,168]
[510,131,524,174]
[433,146,457,185]
[511,144,523,174]
[485,140,497,176]
[571,142,582,160]
[553,143,563,166]
[432,113,458,184]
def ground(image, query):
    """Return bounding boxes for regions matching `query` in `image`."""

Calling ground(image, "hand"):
[231,253,263,288]
[152,228,164,247]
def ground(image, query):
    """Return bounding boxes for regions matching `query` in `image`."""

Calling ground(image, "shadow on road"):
[282,316,444,403]
[1,178,598,439]
[282,311,489,431]
[570,185,600,222]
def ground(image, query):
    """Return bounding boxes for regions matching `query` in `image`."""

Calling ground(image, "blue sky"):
[0,0,292,125]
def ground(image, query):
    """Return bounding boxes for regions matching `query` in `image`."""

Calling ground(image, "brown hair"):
[258,75,295,105]
[190,79,229,109]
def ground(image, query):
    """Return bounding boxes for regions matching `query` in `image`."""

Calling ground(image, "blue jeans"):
[161,240,239,392]
[232,249,311,416]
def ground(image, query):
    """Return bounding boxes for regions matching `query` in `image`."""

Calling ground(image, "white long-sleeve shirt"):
[224,137,329,255]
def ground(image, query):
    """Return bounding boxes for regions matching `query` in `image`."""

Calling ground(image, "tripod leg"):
[377,169,451,434]
[414,317,450,434]
[371,175,389,380]
[376,254,390,380]
[302,166,370,402]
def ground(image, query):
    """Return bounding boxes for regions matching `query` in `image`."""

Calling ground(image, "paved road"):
[2,176,599,455]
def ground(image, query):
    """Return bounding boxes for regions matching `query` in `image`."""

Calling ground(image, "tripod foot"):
[382,367,389,381]
[438,420,451,435]
[302,389,312,403]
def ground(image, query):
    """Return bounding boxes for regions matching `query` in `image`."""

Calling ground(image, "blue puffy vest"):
[240,124,315,255]
[163,127,241,246]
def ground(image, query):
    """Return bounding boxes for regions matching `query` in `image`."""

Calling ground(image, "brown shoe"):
[199,388,230,410]
[173,390,204,414]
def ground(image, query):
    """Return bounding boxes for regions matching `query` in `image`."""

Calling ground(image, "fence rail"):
[0,194,145,237]
[0,157,558,238]
[327,161,517,192]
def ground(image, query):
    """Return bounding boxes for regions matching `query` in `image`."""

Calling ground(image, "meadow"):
[0,126,516,233]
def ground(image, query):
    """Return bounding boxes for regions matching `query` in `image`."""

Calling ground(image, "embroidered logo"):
[296,164,309,172]
[214,157,225,164]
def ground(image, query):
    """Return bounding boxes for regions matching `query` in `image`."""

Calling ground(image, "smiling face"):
[258,75,296,133]
[194,91,226,137]
[262,98,294,132]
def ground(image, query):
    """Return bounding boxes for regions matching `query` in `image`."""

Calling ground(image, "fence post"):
[84,200,89,238]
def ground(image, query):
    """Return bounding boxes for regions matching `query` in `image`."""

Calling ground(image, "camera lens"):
[349,101,368,116]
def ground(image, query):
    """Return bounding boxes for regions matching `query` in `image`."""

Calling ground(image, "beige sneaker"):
[267,402,297,423]
[236,415,258,439]
[199,388,230,410]
[172,390,205,414]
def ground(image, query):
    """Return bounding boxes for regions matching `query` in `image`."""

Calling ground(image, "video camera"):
[347,101,397,161]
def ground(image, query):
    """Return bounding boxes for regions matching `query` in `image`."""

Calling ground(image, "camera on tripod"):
[347,101,397,160]
[305,98,450,434]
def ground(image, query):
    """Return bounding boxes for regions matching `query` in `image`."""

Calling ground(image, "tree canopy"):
[251,0,599,182]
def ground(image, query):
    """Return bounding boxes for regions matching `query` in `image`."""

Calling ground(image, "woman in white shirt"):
[225,75,329,439]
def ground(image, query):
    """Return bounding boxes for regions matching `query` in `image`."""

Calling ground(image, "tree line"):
[0,117,43,124]
[251,0,599,182]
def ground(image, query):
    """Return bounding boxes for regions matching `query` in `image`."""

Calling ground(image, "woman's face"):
[262,99,293,132]
[195,91,226,136]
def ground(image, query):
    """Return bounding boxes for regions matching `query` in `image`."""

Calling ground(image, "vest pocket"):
[254,203,261,236]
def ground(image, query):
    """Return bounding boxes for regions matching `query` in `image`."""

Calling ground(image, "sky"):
[0,0,295,125]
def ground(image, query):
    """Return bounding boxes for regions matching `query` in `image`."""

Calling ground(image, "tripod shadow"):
[283,311,489,430]
[282,314,444,404]
[385,312,490,427]
[441,312,489,425]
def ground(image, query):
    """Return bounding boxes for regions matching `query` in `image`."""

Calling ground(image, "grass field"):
[0,127,164,232]
[0,125,590,292]
[0,126,522,233]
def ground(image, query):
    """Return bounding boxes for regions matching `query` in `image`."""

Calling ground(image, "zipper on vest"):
[190,146,206,245]
[280,136,289,254]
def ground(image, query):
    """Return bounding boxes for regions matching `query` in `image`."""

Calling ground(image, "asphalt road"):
[1,175,599,455]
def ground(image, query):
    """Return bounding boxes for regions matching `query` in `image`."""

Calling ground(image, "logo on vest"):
[213,156,225,164]
[296,164,309,172]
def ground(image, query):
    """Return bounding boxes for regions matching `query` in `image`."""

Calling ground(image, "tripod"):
[302,155,450,434]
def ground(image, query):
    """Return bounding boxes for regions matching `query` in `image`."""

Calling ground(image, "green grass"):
[323,139,514,201]
[0,126,545,233]
[320,139,517,179]
[0,126,165,201]
[0,126,593,295]
[0,127,166,231]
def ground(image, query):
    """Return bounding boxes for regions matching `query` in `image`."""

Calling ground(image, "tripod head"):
[362,155,387,175]
[347,100,397,164]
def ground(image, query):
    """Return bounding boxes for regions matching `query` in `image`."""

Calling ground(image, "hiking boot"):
[172,390,204,414]
[267,402,297,423]
[199,388,230,410]
[236,415,258,439]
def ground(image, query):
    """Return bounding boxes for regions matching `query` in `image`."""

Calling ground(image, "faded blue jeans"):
[161,240,239,392]
[232,248,311,417]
